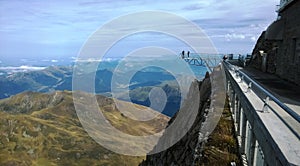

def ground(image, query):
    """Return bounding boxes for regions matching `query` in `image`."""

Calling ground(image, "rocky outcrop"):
[249,0,300,85]
[250,31,278,74]
[140,74,211,166]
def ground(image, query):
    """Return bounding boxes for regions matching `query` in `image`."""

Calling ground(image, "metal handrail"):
[223,61,300,140]
[223,61,300,123]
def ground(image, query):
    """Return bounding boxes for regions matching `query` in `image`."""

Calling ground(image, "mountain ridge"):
[0,90,169,165]
[0,65,182,116]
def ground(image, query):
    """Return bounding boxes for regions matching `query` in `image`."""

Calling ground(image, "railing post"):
[245,121,250,155]
[231,92,236,115]
[253,140,265,166]
[240,109,247,154]
[235,70,239,78]
[234,97,239,124]
[240,75,244,83]
[247,82,252,93]
[249,134,256,165]
[236,99,241,133]
[244,122,257,165]
[263,96,270,113]
[227,81,231,94]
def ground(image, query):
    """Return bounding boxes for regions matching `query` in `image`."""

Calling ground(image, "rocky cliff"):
[249,31,278,74]
[139,73,211,166]
[139,67,240,165]
[249,0,300,85]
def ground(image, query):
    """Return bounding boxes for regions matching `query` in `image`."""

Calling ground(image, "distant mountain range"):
[0,65,181,116]
[126,84,181,117]
[0,91,169,165]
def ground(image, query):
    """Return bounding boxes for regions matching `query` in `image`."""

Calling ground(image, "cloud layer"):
[0,0,278,61]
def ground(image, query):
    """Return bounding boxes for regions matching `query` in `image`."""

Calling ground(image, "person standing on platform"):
[223,55,228,61]
[181,50,185,59]
[187,51,190,58]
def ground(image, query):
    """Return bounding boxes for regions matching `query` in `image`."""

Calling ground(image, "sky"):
[0,0,279,65]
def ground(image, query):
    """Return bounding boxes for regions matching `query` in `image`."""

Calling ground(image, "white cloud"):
[75,58,101,62]
[225,33,246,41]
[0,65,46,71]
[73,58,117,63]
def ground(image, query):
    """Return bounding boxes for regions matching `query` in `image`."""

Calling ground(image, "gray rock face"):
[250,1,300,85]
[140,74,211,166]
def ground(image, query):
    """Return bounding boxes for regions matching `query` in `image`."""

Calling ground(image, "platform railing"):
[223,61,300,140]
[181,53,223,72]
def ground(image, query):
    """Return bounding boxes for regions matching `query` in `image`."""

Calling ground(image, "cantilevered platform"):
[181,53,223,72]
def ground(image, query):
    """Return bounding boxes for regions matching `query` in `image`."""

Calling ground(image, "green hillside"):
[0,91,169,166]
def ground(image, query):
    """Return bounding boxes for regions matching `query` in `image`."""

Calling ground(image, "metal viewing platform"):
[180,53,223,72]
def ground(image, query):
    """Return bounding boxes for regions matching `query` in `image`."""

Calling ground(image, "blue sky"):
[0,0,278,64]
